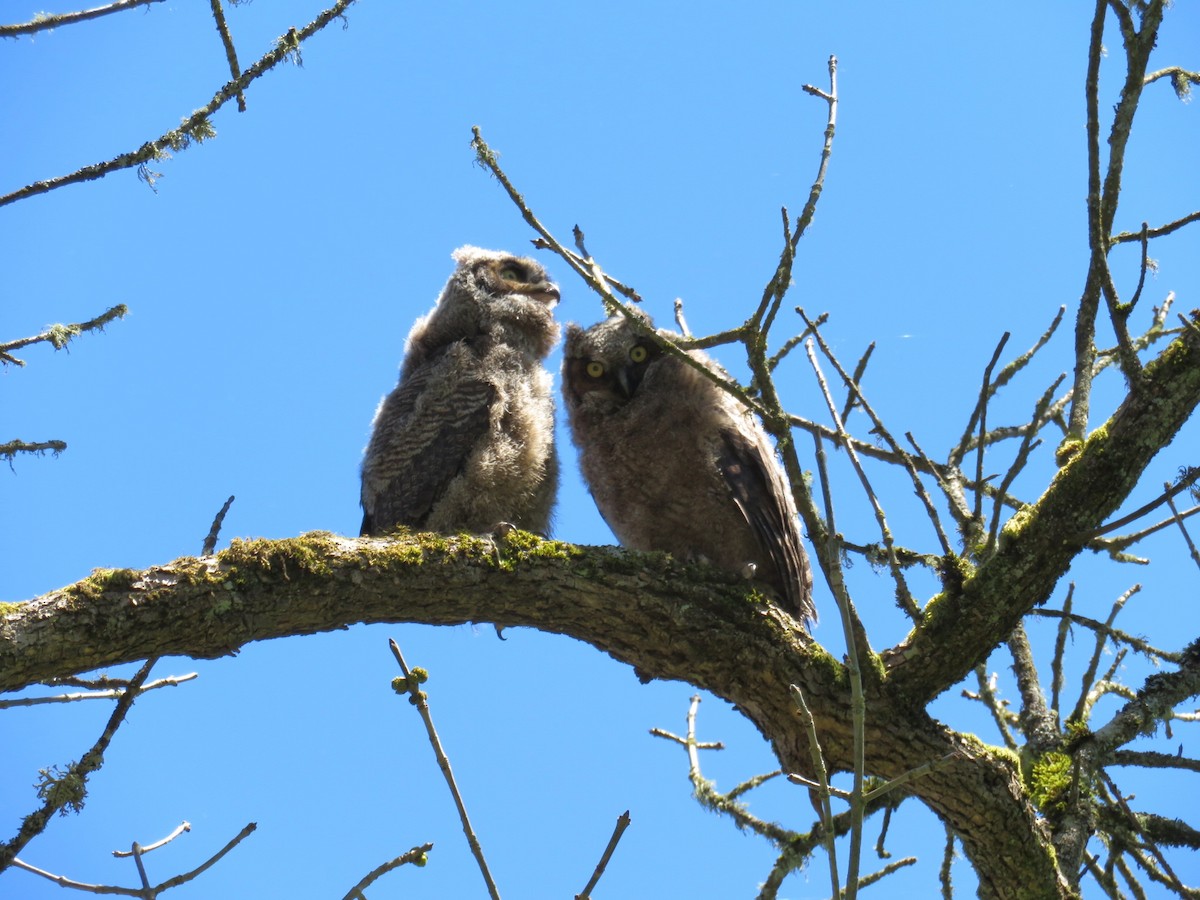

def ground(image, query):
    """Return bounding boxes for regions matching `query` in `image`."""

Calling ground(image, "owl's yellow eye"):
[629,345,649,363]
[586,361,606,378]
[498,265,525,283]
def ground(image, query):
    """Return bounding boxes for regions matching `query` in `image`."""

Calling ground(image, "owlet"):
[360,246,560,536]
[562,313,815,625]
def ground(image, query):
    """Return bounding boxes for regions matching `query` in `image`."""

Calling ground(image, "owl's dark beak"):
[615,366,634,399]
[530,282,560,306]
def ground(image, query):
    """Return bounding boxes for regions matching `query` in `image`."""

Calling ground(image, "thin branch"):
[1126,223,1151,315]
[789,685,841,897]
[388,639,500,900]
[752,54,838,338]
[792,56,839,246]
[986,374,1065,555]
[149,822,257,893]
[941,825,955,899]
[1089,469,1200,538]
[0,0,165,37]
[0,304,128,366]
[0,673,198,709]
[1031,607,1177,664]
[1112,210,1200,244]
[966,665,1018,750]
[1068,0,1113,443]
[208,0,247,112]
[950,331,1009,471]
[857,856,919,891]
[0,658,158,871]
[1143,63,1200,96]
[112,821,192,857]
[342,843,433,900]
[803,332,919,621]
[673,298,691,337]
[1101,772,1188,895]
[1008,624,1059,755]
[574,811,631,900]
[1069,586,1140,724]
[1109,749,1200,773]
[1092,505,1200,559]
[10,857,143,894]
[1164,480,1200,573]
[201,496,236,556]
[0,440,68,462]
[839,342,875,425]
[0,0,358,207]
[860,753,957,804]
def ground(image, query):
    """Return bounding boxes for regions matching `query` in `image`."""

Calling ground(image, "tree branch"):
[0,530,1067,899]
[0,0,357,207]
[889,312,1200,704]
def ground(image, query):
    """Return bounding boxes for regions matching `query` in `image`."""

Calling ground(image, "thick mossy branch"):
[0,530,1067,899]
[889,314,1200,705]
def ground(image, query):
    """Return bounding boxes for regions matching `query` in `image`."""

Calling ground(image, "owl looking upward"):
[562,314,815,626]
[360,246,561,536]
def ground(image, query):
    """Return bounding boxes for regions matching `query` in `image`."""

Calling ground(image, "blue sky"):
[3,2,1199,897]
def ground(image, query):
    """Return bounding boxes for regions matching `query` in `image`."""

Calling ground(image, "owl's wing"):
[717,427,815,623]
[361,357,495,535]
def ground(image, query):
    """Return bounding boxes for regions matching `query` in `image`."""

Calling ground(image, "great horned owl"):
[360,246,561,536]
[562,313,815,625]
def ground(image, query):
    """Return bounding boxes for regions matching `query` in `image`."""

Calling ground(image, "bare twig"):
[574,811,631,900]
[1069,586,1140,724]
[1,658,159,870]
[1088,469,1200,538]
[342,843,433,900]
[966,666,1017,750]
[789,684,841,897]
[1164,480,1200,573]
[1050,584,1075,718]
[0,673,198,709]
[1,304,128,366]
[951,332,1008,472]
[147,822,257,894]
[113,822,192,857]
[208,0,247,112]
[803,333,919,621]
[673,298,691,337]
[1112,210,1200,244]
[0,440,68,462]
[202,496,236,556]
[985,374,1065,555]
[753,54,838,338]
[0,0,165,37]
[941,825,955,899]
[0,0,358,207]
[1034,606,1177,664]
[388,639,501,900]
[839,342,875,425]
[860,753,956,804]
[1111,749,1200,772]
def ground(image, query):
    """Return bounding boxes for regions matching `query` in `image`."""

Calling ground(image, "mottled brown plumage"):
[563,313,815,625]
[360,246,560,536]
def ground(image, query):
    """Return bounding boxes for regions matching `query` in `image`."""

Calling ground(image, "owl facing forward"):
[360,246,561,536]
[563,314,815,625]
